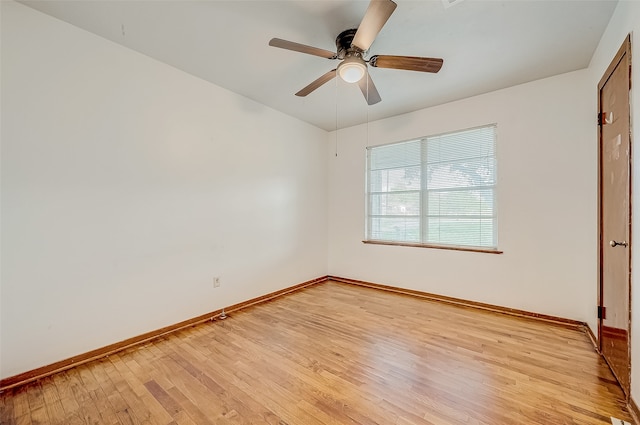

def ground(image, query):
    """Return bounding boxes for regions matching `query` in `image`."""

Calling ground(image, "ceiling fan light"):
[338,57,367,83]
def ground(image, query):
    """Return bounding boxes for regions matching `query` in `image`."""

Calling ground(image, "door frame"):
[597,34,633,397]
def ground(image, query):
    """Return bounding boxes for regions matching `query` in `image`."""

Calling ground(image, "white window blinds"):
[366,124,497,249]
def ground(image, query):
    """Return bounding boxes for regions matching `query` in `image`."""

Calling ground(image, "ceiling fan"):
[268,0,443,105]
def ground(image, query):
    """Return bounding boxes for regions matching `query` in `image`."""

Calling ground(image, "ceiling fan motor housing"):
[336,28,360,58]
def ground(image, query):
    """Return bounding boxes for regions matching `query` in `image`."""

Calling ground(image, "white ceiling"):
[20,0,618,131]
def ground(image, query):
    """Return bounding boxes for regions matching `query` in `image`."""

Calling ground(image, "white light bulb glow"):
[338,57,366,83]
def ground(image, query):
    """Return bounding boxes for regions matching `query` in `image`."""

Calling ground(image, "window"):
[365,124,497,250]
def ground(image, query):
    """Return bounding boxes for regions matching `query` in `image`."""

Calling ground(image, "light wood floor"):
[0,281,633,424]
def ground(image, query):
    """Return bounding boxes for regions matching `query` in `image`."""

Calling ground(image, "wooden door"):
[598,35,632,397]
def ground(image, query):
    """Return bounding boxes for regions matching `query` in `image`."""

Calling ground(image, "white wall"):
[328,69,596,327]
[588,0,640,405]
[0,1,328,379]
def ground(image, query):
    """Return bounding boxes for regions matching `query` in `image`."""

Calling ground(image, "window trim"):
[365,124,499,251]
[362,239,503,254]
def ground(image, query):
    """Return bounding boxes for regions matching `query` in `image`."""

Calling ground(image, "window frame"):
[364,124,501,254]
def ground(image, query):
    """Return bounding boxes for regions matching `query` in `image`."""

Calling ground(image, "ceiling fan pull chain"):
[366,76,370,149]
[335,76,339,157]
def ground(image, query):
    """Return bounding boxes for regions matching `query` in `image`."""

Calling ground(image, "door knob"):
[610,240,628,248]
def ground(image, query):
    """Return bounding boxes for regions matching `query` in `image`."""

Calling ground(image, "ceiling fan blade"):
[370,55,443,73]
[269,38,337,59]
[295,69,337,97]
[358,72,382,105]
[352,0,398,52]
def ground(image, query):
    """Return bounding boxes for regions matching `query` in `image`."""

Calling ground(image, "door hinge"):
[598,305,607,319]
[598,112,614,126]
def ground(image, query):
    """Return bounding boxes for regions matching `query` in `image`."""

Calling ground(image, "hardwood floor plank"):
[149,354,228,423]
[0,387,16,424]
[39,377,66,425]
[0,281,633,424]
[164,386,216,425]
[143,380,181,418]
[14,414,33,425]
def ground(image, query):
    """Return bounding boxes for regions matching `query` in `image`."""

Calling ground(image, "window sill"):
[362,240,503,254]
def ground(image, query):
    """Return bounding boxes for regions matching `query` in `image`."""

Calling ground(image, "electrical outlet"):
[213,277,221,288]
